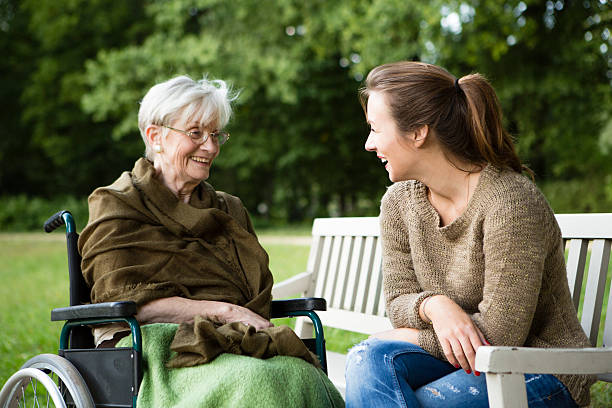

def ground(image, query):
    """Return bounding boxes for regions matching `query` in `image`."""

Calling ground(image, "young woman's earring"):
[153,144,163,153]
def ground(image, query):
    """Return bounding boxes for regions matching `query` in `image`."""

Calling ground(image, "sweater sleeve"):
[473,192,557,347]
[380,185,439,330]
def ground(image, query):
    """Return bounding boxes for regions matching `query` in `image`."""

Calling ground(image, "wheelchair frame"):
[0,210,328,408]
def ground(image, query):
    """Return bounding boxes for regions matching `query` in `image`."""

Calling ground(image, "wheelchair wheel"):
[0,354,94,408]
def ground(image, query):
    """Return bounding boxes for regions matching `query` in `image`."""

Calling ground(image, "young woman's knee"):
[345,338,422,376]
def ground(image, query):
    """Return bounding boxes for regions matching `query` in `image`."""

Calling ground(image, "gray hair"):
[138,75,237,160]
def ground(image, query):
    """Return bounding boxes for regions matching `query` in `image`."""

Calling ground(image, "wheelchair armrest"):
[51,301,137,321]
[270,297,326,318]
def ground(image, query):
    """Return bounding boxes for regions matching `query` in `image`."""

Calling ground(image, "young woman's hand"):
[423,295,488,374]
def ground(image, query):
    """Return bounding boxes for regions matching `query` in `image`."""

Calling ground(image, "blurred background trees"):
[1,0,611,228]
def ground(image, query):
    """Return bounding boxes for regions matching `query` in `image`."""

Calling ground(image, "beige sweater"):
[380,164,595,407]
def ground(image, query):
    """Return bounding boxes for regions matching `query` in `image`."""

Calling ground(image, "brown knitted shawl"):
[78,158,318,368]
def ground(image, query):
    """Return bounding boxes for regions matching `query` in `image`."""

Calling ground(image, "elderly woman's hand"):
[136,296,274,331]
[209,302,274,330]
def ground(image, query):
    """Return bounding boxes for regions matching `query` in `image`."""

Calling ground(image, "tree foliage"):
[2,0,611,218]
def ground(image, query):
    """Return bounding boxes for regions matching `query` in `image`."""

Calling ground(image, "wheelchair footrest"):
[59,347,140,407]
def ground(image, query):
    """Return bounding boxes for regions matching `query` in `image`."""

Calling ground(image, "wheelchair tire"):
[0,354,94,408]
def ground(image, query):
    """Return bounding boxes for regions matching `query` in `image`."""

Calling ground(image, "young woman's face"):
[364,91,416,182]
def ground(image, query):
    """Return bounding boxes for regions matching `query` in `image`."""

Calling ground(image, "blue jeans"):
[344,338,578,408]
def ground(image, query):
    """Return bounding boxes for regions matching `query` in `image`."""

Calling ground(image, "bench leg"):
[485,372,527,408]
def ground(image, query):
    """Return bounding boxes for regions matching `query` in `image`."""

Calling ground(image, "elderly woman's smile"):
[191,156,211,164]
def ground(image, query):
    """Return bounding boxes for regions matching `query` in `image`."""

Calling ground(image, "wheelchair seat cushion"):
[117,323,344,407]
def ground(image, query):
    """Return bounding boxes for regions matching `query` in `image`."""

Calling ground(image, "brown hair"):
[360,61,530,176]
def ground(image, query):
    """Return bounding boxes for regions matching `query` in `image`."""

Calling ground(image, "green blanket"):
[118,323,345,408]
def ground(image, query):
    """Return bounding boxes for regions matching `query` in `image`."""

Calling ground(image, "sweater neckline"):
[414,164,496,234]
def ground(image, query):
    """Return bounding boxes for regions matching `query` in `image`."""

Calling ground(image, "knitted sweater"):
[380,164,595,407]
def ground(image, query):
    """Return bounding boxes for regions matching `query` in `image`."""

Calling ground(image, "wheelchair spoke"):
[33,379,39,408]
[35,380,42,408]
[20,383,26,407]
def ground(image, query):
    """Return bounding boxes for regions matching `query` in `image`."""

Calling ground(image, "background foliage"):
[1,0,611,227]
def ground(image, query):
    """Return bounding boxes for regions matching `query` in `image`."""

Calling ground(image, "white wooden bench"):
[272,214,612,405]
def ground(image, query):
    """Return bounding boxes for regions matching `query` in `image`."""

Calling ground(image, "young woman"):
[344,61,594,407]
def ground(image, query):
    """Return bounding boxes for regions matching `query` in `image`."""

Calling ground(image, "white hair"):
[138,75,237,159]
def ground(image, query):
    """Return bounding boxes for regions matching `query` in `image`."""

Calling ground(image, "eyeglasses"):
[161,125,230,146]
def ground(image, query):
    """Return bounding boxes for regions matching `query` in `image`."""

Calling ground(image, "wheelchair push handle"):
[44,210,76,234]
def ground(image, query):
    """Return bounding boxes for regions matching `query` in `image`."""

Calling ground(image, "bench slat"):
[354,236,377,313]
[604,288,612,348]
[323,236,344,305]
[305,235,324,297]
[343,236,364,311]
[580,239,611,345]
[365,239,383,315]
[565,239,589,311]
[331,237,353,309]
[314,236,334,298]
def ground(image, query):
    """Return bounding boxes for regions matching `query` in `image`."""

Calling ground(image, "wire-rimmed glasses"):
[161,125,230,146]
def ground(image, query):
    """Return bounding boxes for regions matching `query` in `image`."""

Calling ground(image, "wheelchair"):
[0,210,328,408]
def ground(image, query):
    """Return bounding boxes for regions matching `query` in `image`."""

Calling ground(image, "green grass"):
[0,232,610,406]
[0,236,67,386]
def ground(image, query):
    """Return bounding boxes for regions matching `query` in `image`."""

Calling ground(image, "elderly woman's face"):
[157,118,220,186]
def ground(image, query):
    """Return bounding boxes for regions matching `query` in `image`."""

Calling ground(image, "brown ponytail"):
[360,61,531,176]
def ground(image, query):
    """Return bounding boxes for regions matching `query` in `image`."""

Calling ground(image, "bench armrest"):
[476,345,612,381]
[270,297,326,318]
[51,301,137,321]
[271,271,313,298]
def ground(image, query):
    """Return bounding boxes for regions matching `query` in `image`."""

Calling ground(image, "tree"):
[82,0,612,216]
[2,0,152,196]
[3,0,610,217]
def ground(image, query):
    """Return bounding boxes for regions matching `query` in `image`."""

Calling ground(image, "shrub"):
[0,195,89,232]
[539,178,612,213]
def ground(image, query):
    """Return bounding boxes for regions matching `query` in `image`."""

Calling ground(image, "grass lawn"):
[0,232,610,406]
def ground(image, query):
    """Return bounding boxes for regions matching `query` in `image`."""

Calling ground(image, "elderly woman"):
[78,75,343,407]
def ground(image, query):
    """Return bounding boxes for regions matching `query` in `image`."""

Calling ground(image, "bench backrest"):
[307,214,612,346]
[557,214,612,347]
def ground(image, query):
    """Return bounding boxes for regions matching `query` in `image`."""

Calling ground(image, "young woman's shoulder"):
[479,166,558,233]
[480,166,550,211]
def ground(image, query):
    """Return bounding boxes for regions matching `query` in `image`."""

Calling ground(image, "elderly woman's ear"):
[146,125,163,153]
